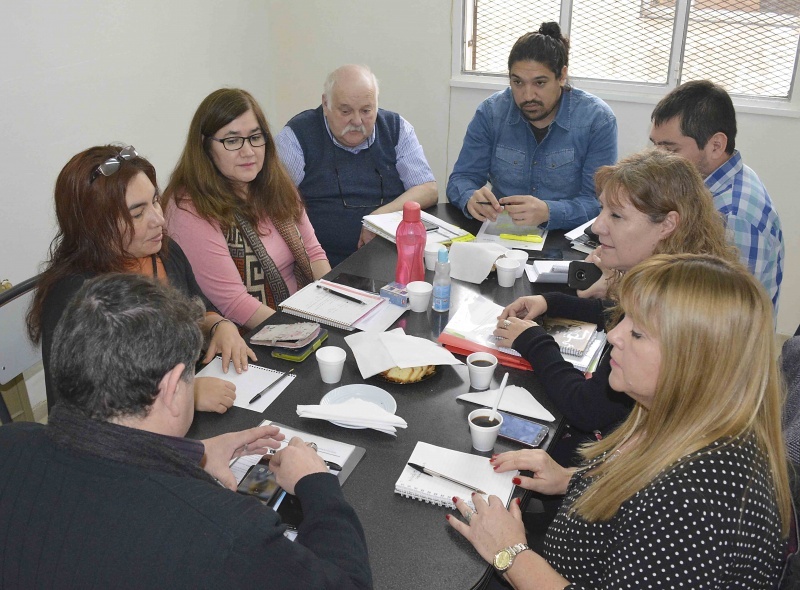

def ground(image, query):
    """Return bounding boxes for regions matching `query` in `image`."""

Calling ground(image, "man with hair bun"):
[447,23,617,230]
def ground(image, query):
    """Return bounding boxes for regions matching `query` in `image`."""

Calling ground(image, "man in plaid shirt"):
[649,80,783,312]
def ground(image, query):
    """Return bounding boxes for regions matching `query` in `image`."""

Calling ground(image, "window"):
[462,0,800,100]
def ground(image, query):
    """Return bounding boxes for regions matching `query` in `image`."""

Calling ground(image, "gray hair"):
[323,65,379,109]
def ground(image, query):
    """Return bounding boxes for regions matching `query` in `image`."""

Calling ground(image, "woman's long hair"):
[163,88,301,231]
[573,254,791,535]
[27,145,161,343]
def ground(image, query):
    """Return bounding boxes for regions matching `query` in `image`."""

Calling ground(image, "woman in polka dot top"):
[449,254,791,589]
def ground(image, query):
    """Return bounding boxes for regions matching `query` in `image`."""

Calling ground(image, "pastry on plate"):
[379,365,436,384]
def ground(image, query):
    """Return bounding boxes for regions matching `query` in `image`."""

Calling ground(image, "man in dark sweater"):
[276,64,438,266]
[0,274,372,589]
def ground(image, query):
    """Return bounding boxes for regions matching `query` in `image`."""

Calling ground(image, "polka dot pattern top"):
[543,436,785,588]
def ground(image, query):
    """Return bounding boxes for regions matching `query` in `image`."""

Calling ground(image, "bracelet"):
[209,318,233,338]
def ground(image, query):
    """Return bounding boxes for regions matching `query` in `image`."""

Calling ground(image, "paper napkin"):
[457,385,555,422]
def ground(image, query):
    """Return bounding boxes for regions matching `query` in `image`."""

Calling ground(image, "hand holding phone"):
[567,261,603,290]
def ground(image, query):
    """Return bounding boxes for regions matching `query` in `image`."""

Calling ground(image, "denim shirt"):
[446,86,617,230]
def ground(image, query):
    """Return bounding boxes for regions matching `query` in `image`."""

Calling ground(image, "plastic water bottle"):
[432,246,451,312]
[395,201,426,286]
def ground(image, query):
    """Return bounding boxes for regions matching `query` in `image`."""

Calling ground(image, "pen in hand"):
[248,368,295,404]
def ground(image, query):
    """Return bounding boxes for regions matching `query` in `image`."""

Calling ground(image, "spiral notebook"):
[279,279,387,331]
[195,356,296,413]
[541,317,598,357]
[394,442,518,510]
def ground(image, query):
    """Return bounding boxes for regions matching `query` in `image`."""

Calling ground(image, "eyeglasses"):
[207,133,267,151]
[90,145,138,183]
[335,166,385,209]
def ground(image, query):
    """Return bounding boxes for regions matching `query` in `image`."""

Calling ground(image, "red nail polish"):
[512,477,521,485]
[471,491,477,496]
[446,514,451,521]
[515,497,521,506]
[493,465,499,471]
[452,496,459,504]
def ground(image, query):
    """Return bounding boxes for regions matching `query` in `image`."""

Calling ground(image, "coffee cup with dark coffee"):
[468,408,504,451]
[466,352,498,390]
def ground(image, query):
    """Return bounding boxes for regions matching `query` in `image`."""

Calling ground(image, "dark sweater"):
[40,239,214,409]
[0,421,372,589]
[512,292,633,434]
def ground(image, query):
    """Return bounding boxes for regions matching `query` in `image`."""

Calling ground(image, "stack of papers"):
[297,398,408,435]
[362,211,473,244]
[565,218,599,255]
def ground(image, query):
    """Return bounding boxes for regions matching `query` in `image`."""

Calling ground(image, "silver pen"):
[407,462,487,495]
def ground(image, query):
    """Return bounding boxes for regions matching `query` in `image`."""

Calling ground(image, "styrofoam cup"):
[406,281,433,312]
[495,258,519,287]
[424,243,442,271]
[506,250,528,278]
[468,408,504,452]
[316,346,346,384]
[466,352,498,390]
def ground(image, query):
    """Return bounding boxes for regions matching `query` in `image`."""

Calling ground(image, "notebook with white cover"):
[394,441,517,510]
[362,211,470,244]
[279,279,385,331]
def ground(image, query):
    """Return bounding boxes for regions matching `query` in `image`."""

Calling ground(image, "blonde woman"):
[495,149,739,449]
[451,254,790,588]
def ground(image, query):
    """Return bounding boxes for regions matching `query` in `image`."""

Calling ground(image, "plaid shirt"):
[705,150,783,312]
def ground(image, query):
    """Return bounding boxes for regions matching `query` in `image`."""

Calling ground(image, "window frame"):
[450,0,800,118]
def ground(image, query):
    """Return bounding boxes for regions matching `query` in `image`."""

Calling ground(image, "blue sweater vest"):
[287,106,405,266]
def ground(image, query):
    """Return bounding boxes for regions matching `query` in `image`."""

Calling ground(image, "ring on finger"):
[464,509,475,524]
[503,319,511,328]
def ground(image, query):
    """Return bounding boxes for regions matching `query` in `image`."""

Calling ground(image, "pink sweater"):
[166,199,327,325]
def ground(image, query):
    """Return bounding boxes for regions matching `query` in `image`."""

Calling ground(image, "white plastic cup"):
[495,258,519,287]
[406,281,433,312]
[468,408,504,452]
[424,243,442,271]
[466,352,498,390]
[316,346,347,384]
[505,250,528,279]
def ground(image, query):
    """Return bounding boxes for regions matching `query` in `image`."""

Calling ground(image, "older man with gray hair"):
[277,64,437,266]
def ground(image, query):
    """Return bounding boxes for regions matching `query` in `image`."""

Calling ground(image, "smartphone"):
[272,490,305,530]
[421,219,439,232]
[527,248,563,261]
[567,261,603,290]
[497,411,549,447]
[236,463,282,503]
[330,272,380,294]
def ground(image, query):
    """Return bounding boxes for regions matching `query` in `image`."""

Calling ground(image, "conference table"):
[187,203,586,589]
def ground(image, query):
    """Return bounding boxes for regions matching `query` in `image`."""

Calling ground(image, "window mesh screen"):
[465,0,800,98]
[683,0,800,98]
[570,1,675,83]
[469,0,561,73]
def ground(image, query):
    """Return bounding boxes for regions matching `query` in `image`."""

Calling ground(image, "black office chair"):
[0,275,41,424]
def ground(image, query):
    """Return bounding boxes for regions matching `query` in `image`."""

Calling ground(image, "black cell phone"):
[421,219,439,232]
[567,261,603,290]
[498,411,549,447]
[272,490,305,530]
[236,463,282,503]
[330,272,380,294]
[527,248,563,261]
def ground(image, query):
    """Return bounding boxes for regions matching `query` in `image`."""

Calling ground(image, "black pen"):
[316,284,366,305]
[248,368,295,404]
[407,462,487,494]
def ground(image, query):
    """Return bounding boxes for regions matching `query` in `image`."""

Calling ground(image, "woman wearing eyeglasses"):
[450,254,790,588]
[163,89,330,330]
[27,145,256,414]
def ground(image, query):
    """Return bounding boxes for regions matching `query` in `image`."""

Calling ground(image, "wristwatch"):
[493,543,530,572]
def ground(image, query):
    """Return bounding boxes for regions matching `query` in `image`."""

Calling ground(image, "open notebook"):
[394,441,518,510]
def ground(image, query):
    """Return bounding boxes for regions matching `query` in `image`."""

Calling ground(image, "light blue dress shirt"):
[446,86,617,230]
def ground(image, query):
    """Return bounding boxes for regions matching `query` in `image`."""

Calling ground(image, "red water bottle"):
[395,201,426,286]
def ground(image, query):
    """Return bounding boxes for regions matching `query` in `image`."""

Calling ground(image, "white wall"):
[4,1,798,410]
[1,1,273,408]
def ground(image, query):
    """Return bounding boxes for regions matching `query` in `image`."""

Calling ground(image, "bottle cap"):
[402,201,421,222]
[438,247,449,263]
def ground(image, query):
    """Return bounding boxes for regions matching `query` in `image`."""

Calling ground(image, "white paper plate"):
[320,384,397,429]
